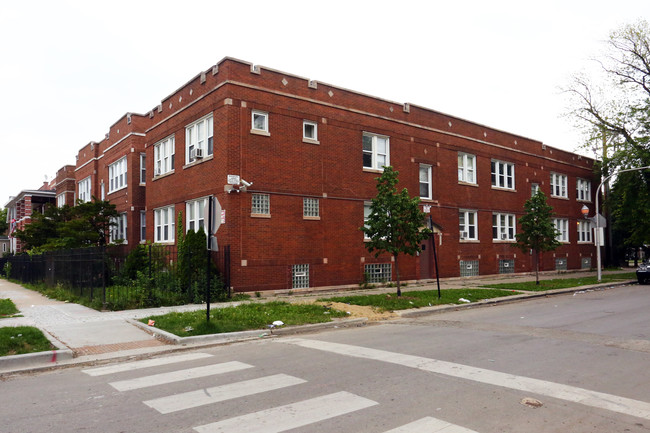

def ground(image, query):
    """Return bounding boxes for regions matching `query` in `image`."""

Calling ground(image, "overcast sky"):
[1,0,649,207]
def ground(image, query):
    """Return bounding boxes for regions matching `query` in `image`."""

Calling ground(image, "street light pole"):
[595,165,650,282]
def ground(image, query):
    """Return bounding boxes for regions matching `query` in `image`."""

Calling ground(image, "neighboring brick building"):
[142,57,597,292]
[4,183,56,254]
[54,165,76,207]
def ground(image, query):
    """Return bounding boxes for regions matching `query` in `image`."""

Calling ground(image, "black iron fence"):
[0,244,231,310]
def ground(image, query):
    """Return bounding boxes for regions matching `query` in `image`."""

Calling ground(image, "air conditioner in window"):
[459,231,467,240]
[154,167,161,176]
[191,148,204,159]
[501,233,508,240]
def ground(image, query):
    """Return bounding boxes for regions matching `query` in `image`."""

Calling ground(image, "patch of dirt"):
[313,301,398,321]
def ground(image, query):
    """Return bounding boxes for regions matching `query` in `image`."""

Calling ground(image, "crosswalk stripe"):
[383,416,479,433]
[143,374,307,414]
[193,391,377,433]
[109,361,253,392]
[283,338,650,421]
[82,353,214,376]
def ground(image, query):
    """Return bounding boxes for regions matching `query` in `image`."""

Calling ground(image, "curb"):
[0,324,75,371]
[128,317,369,345]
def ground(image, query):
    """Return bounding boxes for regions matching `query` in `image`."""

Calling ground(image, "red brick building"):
[142,57,597,292]
[5,183,56,254]
[54,165,76,207]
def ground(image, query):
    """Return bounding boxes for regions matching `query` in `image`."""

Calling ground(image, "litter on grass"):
[458,298,471,303]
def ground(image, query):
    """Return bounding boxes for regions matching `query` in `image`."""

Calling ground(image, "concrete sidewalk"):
[0,269,636,374]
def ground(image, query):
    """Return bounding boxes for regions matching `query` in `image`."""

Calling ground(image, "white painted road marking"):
[82,353,213,376]
[193,391,377,433]
[283,338,650,421]
[109,361,253,391]
[144,374,307,414]
[383,416,479,432]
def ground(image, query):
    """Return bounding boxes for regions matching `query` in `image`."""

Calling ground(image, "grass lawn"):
[0,298,20,318]
[482,272,637,292]
[142,301,349,337]
[319,288,517,311]
[0,326,56,357]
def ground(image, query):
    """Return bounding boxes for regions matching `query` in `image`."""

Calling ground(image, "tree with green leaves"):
[0,208,8,235]
[361,166,432,296]
[515,190,561,284]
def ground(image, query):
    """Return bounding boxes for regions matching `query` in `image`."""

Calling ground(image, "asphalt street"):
[2,284,649,432]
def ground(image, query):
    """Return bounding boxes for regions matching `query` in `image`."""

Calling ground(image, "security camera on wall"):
[241,179,253,188]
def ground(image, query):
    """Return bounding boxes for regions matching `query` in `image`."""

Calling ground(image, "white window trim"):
[251,110,269,135]
[56,193,65,207]
[363,201,372,240]
[491,159,515,190]
[185,114,214,164]
[108,156,127,194]
[419,164,432,200]
[459,210,478,241]
[576,178,592,202]
[458,152,477,184]
[577,220,592,243]
[554,218,570,242]
[154,205,175,243]
[140,210,146,243]
[493,212,516,241]
[186,197,208,233]
[78,176,91,203]
[109,213,127,244]
[303,120,319,144]
[139,153,146,185]
[362,132,390,171]
[550,172,568,198]
[154,135,175,176]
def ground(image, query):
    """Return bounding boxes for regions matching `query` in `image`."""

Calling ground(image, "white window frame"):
[185,114,213,164]
[550,172,568,198]
[56,194,65,208]
[139,153,146,184]
[100,181,105,200]
[108,157,127,194]
[186,197,208,233]
[576,178,591,201]
[154,206,175,243]
[491,160,515,190]
[492,213,516,241]
[362,132,390,171]
[419,164,432,200]
[251,110,269,134]
[78,176,91,203]
[577,220,592,243]
[458,152,476,184]
[363,202,372,240]
[109,213,127,244]
[554,218,569,242]
[531,183,540,197]
[154,135,175,176]
[303,197,320,219]
[303,120,318,143]
[140,210,146,243]
[251,193,270,216]
[459,210,478,240]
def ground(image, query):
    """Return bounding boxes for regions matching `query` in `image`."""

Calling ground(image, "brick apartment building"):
[7,57,598,292]
[5,182,56,254]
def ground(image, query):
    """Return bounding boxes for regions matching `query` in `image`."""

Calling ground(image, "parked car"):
[637,262,650,284]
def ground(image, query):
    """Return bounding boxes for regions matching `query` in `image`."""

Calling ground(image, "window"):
[186,198,207,233]
[303,198,320,218]
[362,132,389,170]
[576,178,591,201]
[251,110,268,133]
[154,135,175,175]
[554,218,569,242]
[56,194,65,207]
[363,202,372,239]
[550,172,568,198]
[140,153,146,184]
[303,121,318,142]
[186,115,213,164]
[78,176,91,203]
[459,210,478,240]
[364,263,392,283]
[109,213,127,243]
[140,211,146,243]
[460,260,479,277]
[492,213,516,241]
[108,157,127,193]
[101,181,105,200]
[154,206,175,243]
[458,153,476,184]
[292,264,310,289]
[251,193,270,215]
[419,164,432,199]
[491,160,514,189]
[577,220,592,243]
[531,183,540,197]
